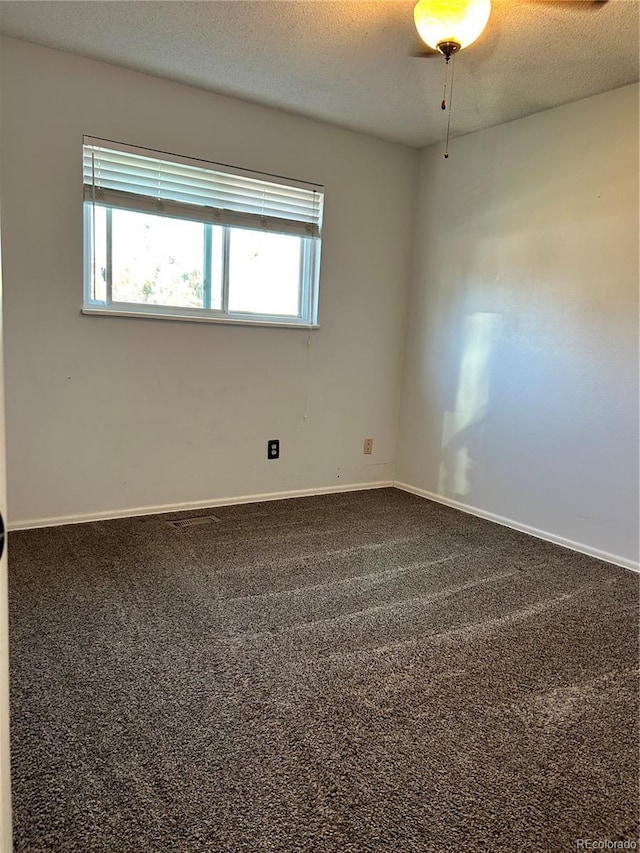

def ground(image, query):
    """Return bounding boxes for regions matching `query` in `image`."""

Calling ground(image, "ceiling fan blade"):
[526,0,609,8]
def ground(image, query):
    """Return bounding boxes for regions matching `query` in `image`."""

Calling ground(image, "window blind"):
[83,137,323,239]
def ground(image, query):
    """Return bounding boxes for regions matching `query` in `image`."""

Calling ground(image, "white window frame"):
[82,138,323,328]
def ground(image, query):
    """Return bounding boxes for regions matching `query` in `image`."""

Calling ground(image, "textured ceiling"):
[0,0,638,148]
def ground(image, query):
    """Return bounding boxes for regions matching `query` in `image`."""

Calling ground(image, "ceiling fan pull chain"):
[441,57,449,110]
[444,52,456,159]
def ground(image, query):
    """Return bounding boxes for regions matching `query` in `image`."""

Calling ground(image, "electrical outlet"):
[363,438,373,455]
[267,439,280,460]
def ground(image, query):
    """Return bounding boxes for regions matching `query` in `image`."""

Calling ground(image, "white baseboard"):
[393,481,639,574]
[10,480,639,575]
[8,481,394,532]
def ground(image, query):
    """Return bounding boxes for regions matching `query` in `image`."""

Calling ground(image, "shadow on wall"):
[438,311,503,500]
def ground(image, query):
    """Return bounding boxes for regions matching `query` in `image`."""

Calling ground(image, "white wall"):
[0,37,418,526]
[2,38,638,568]
[396,84,639,568]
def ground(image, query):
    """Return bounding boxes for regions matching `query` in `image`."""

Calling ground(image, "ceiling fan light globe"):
[413,0,492,52]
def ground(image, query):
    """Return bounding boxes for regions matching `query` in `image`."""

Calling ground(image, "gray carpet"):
[8,488,639,852]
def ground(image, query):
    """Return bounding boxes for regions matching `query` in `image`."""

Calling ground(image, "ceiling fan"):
[411,0,610,157]
[411,0,610,59]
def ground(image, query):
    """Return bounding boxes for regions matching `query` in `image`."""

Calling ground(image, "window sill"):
[81,306,319,330]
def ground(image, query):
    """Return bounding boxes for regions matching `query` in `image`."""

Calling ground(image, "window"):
[82,137,323,327]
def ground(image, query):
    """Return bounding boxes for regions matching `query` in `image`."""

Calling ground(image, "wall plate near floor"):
[268,439,280,460]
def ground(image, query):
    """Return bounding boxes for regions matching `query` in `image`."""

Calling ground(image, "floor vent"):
[167,514,222,529]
